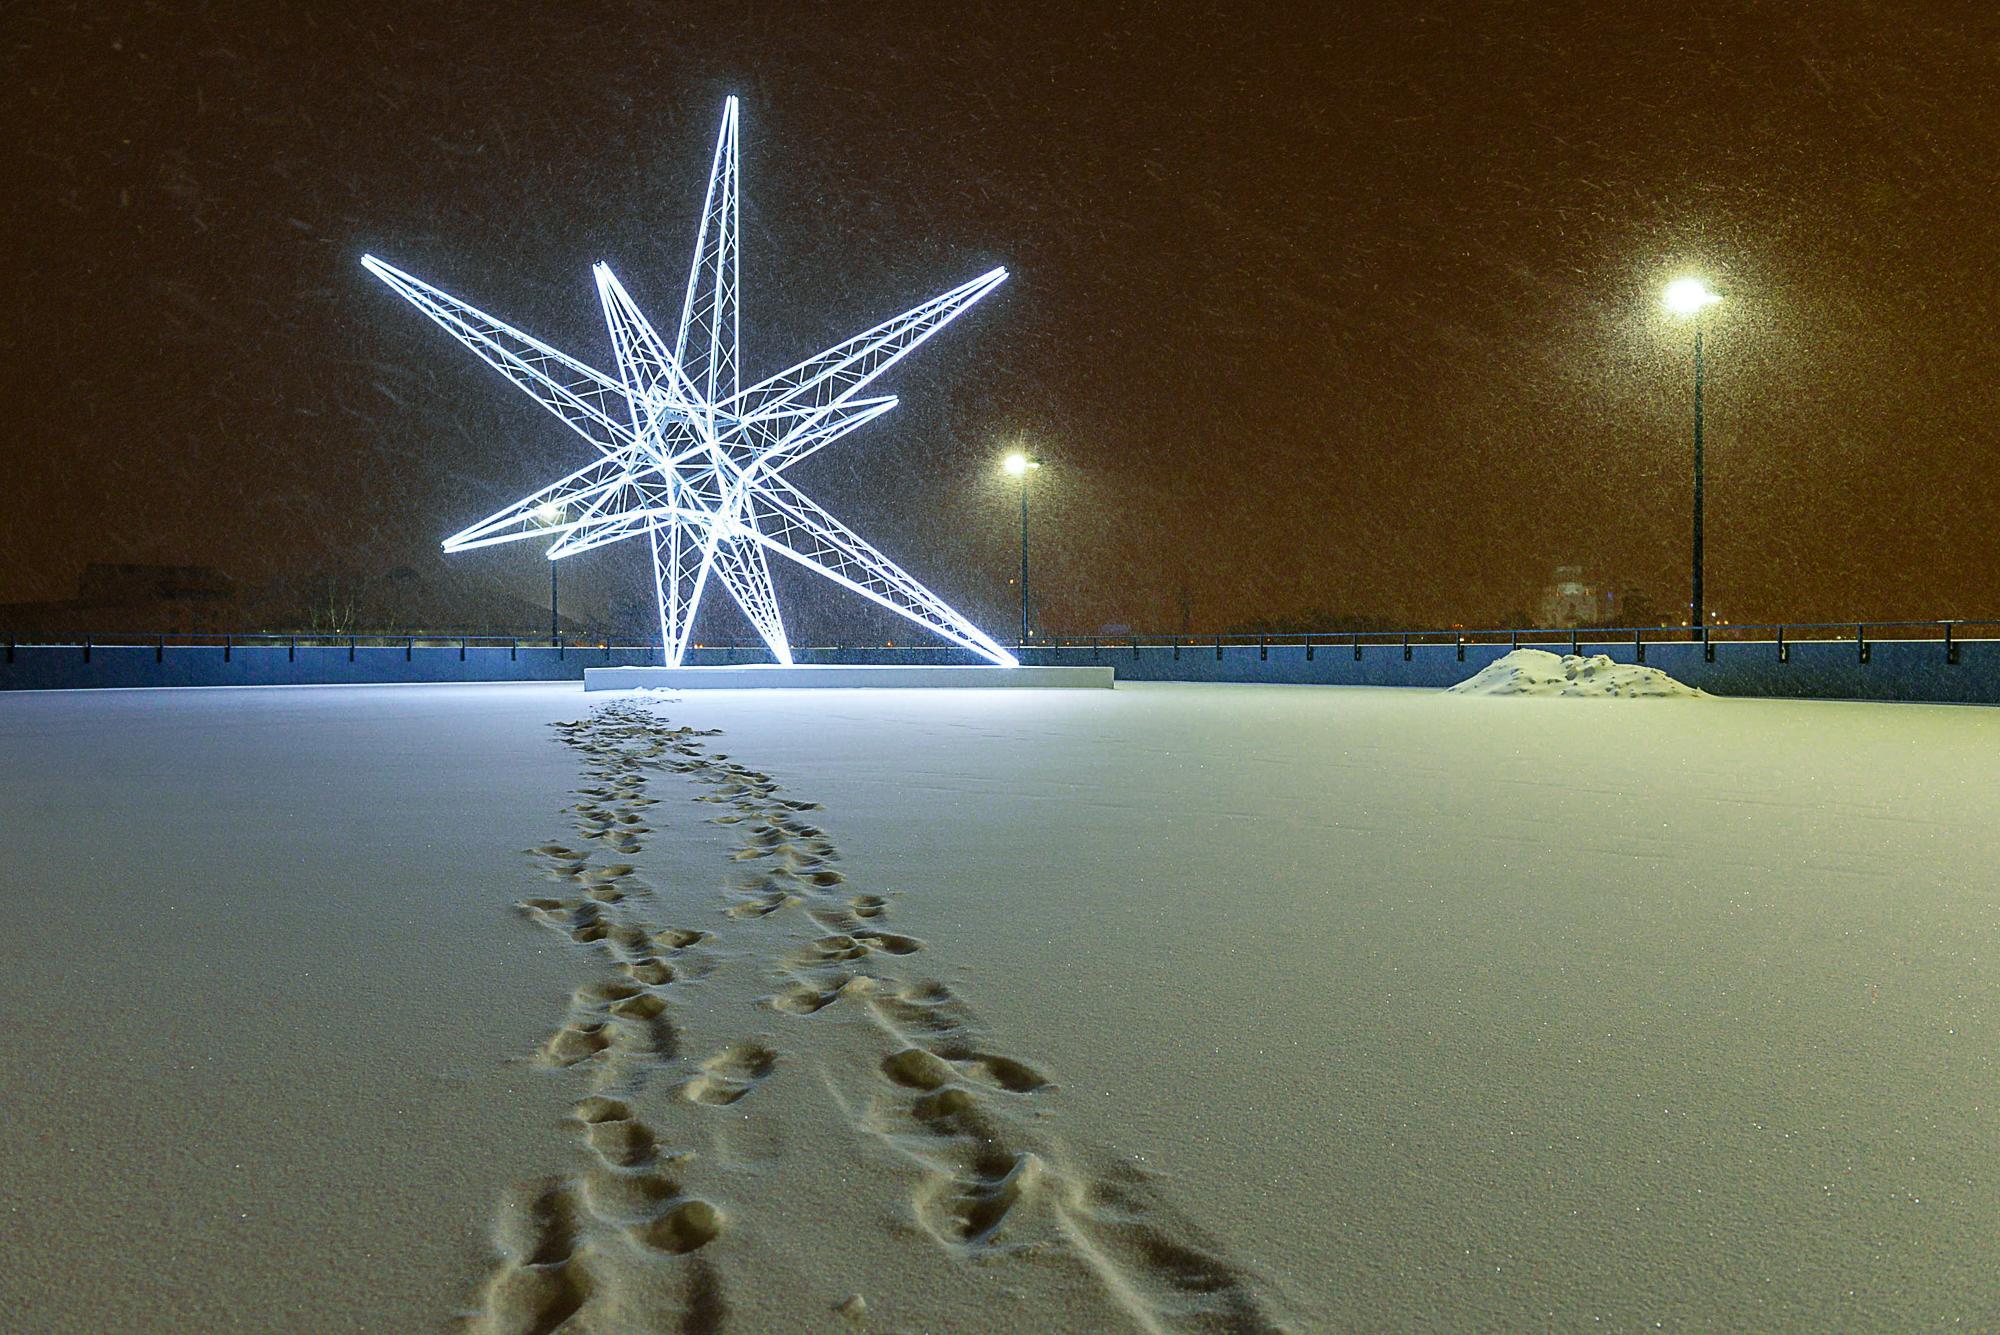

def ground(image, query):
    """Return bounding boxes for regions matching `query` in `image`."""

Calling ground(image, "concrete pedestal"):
[584,663,1114,690]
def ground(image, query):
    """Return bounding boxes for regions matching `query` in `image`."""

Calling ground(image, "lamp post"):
[536,502,564,641]
[1664,277,1721,637]
[1001,451,1041,646]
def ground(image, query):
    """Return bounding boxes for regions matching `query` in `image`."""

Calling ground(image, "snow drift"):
[1447,648,1706,698]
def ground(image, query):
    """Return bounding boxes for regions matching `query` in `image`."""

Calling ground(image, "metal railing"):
[0,630,641,665]
[4,618,1993,667]
[1025,619,1994,667]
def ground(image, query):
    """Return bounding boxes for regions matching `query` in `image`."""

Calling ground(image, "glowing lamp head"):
[1664,277,1721,316]
[534,502,563,526]
[1002,451,1039,476]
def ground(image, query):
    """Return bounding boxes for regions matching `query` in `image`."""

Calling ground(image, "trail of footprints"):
[472,709,733,1335]
[470,701,1272,1333]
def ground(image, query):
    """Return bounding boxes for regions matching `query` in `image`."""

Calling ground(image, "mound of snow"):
[1447,648,1706,698]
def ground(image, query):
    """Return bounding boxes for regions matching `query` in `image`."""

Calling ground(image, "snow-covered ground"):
[2,681,1997,1330]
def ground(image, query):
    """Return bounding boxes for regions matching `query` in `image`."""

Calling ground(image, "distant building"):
[0,563,239,637]
[1533,567,1652,629]
[0,561,567,639]
[1535,567,1597,628]
[76,562,235,609]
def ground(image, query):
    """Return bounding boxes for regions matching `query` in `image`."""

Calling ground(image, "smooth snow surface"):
[1449,647,1707,697]
[2,681,1997,1331]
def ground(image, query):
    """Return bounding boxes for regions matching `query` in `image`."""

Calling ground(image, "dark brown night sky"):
[3,1,1996,635]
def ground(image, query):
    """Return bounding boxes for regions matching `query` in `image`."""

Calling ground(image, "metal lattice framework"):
[362,97,1014,667]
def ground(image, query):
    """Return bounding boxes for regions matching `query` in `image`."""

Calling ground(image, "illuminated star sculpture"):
[362,97,1015,667]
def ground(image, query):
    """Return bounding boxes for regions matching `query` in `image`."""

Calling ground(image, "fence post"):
[510,639,517,662]
[1131,636,1140,660]
[1352,632,1361,661]
[1305,635,1314,662]
[1857,624,1870,665]
[1634,628,1645,663]
[1455,633,1464,663]
[1777,624,1788,663]
[156,635,164,664]
[1259,635,1268,662]
[405,637,413,661]
[1510,628,1519,650]
[348,635,356,663]
[288,637,295,662]
[1703,633,1715,663]
[83,639,91,663]
[1570,628,1580,656]
[223,635,231,663]
[1946,622,1959,666]
[557,634,565,661]
[1215,633,1223,661]
[459,637,467,661]
[1402,634,1411,662]
[1171,636,1180,661]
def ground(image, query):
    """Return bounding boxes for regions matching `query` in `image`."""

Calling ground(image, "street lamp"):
[1001,451,1041,645]
[1664,277,1721,637]
[536,502,564,641]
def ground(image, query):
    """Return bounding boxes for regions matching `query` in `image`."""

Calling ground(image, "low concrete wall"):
[0,643,653,691]
[3,637,1995,705]
[0,641,1018,691]
[1021,637,2000,704]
